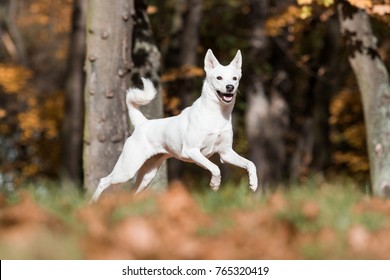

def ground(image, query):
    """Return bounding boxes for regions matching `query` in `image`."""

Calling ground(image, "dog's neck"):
[200,82,235,120]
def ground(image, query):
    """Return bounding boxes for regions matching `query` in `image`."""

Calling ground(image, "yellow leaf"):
[297,0,313,5]
[348,0,372,10]
[322,0,334,7]
[300,6,312,19]
[0,64,32,94]
[0,109,6,118]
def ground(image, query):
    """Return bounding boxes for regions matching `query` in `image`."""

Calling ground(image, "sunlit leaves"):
[0,0,71,183]
[300,6,313,19]
[161,65,204,82]
[266,5,302,36]
[322,0,335,7]
[372,4,390,15]
[17,94,63,143]
[0,65,32,94]
[330,87,369,174]
[349,0,373,10]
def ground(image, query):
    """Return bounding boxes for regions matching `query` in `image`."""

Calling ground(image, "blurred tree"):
[310,17,342,172]
[289,17,343,179]
[245,0,290,190]
[62,0,87,185]
[0,0,71,188]
[0,0,26,64]
[338,0,390,197]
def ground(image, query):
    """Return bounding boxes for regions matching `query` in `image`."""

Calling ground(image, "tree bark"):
[62,0,87,185]
[338,1,390,197]
[83,0,134,191]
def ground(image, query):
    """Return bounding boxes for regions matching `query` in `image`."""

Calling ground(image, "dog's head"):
[204,49,242,104]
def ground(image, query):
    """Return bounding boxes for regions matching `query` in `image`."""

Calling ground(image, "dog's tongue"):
[223,94,234,103]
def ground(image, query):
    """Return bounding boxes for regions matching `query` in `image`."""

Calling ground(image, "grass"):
[193,178,264,213]
[276,180,386,234]
[110,197,157,223]
[1,177,388,259]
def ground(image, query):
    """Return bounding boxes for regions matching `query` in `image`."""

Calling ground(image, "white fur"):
[90,49,258,202]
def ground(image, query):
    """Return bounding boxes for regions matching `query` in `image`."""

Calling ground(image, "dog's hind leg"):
[89,173,114,203]
[133,154,169,194]
[89,139,152,202]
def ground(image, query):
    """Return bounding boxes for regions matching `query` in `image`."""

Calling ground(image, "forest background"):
[1,0,390,192]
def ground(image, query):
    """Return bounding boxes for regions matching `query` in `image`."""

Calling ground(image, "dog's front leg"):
[219,148,258,192]
[185,148,221,190]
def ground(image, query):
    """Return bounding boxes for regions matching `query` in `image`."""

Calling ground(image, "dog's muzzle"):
[216,90,234,103]
[216,84,235,103]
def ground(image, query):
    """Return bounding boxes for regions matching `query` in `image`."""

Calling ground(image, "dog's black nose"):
[226,84,234,92]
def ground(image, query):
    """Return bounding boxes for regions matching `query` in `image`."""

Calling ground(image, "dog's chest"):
[199,131,223,157]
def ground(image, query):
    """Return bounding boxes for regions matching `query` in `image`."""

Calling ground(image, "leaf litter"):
[1,182,390,259]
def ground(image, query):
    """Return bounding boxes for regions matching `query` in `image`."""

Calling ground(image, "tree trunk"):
[245,0,289,189]
[62,0,87,185]
[290,18,343,179]
[0,0,26,64]
[83,0,134,191]
[179,0,202,66]
[338,2,390,197]
[131,0,167,191]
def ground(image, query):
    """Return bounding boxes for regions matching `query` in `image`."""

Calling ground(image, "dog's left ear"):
[229,50,242,69]
[204,49,221,73]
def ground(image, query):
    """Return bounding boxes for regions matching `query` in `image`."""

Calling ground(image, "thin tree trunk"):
[62,0,87,185]
[83,0,134,191]
[338,2,390,197]
[179,0,202,66]
[0,0,26,64]
[291,18,342,178]
[245,0,289,189]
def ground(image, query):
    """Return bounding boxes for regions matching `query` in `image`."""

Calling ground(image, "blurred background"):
[1,0,389,192]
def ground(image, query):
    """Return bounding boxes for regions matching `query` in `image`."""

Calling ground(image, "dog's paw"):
[249,183,258,192]
[249,175,258,192]
[210,174,221,191]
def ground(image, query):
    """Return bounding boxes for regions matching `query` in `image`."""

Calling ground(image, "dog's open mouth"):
[216,90,234,103]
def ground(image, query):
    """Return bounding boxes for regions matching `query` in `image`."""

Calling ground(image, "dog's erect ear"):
[229,50,242,69]
[204,49,221,72]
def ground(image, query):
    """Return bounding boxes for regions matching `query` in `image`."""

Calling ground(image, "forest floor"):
[1,179,390,260]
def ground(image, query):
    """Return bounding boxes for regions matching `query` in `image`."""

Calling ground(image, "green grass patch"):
[23,180,87,230]
[196,217,235,237]
[275,179,379,233]
[109,197,157,224]
[193,179,264,213]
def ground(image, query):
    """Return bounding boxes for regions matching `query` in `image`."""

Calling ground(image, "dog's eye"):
[233,77,237,81]
[217,76,222,80]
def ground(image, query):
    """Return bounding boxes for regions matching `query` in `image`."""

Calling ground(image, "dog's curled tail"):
[126,78,157,126]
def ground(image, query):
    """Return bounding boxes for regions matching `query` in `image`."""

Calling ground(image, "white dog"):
[90,49,258,202]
